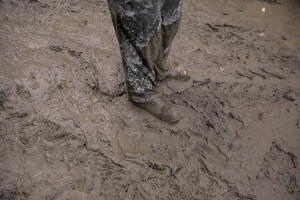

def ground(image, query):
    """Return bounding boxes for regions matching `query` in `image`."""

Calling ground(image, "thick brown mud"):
[0,0,299,199]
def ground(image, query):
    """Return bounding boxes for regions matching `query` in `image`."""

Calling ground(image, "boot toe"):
[160,103,181,124]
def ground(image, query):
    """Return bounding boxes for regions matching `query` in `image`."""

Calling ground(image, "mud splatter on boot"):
[130,92,181,124]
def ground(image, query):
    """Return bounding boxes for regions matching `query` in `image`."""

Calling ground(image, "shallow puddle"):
[200,0,300,52]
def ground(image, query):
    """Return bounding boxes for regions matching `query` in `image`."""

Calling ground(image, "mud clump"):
[258,0,281,5]
[257,142,298,194]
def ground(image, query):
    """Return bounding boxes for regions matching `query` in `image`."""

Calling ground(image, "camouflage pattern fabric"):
[107,0,183,96]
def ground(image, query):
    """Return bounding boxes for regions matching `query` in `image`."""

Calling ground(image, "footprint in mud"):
[256,142,298,194]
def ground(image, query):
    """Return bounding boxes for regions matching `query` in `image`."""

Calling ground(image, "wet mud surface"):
[0,0,300,199]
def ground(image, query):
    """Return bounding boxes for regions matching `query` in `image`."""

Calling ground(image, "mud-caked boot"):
[156,59,190,81]
[130,92,181,124]
[166,66,190,80]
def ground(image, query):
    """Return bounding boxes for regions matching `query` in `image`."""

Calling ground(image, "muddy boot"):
[156,59,190,81]
[166,66,190,80]
[129,91,181,124]
[157,66,190,81]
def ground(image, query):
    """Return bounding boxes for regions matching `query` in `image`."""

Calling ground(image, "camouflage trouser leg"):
[107,0,182,97]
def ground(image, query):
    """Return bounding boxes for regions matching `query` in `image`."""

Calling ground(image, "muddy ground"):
[0,0,299,199]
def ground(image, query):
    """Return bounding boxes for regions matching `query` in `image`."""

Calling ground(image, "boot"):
[156,60,190,81]
[129,91,181,124]
[166,66,190,80]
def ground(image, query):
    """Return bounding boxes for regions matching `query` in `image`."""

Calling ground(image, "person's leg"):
[107,0,180,123]
[156,17,187,80]
[140,0,188,81]
[106,0,158,97]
